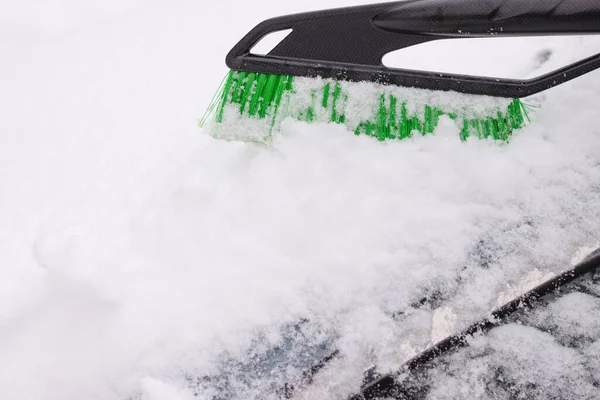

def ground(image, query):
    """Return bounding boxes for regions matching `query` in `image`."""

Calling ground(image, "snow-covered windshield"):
[394,264,600,400]
[2,1,600,399]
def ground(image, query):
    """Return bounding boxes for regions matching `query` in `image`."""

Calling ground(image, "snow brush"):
[201,0,600,143]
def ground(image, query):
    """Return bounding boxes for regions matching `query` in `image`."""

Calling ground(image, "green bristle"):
[331,83,343,123]
[388,95,398,139]
[202,70,532,143]
[248,73,267,117]
[322,82,331,109]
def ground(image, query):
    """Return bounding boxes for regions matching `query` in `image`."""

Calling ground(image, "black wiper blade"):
[353,250,600,400]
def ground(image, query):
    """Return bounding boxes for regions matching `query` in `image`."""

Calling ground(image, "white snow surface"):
[2,1,600,399]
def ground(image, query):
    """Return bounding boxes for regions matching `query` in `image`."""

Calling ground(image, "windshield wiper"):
[353,249,600,400]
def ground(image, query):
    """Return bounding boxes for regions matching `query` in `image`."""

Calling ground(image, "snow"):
[2,1,600,399]
[419,287,600,400]
[425,324,597,400]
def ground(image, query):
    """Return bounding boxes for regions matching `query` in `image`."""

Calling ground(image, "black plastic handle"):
[226,0,600,98]
[376,0,600,36]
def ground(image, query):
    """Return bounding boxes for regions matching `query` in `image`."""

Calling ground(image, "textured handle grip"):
[374,0,600,36]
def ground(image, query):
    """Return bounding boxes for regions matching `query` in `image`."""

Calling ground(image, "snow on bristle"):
[205,71,530,143]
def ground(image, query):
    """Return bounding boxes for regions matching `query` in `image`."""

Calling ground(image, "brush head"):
[201,71,532,143]
[200,0,600,143]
